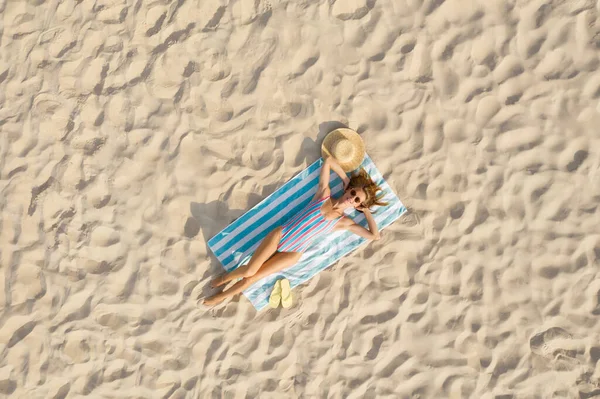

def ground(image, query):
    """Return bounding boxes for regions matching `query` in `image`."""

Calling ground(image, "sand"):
[1,0,600,397]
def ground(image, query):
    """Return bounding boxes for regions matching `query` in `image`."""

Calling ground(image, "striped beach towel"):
[207,154,407,311]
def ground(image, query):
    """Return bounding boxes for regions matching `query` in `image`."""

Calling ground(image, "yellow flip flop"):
[280,278,293,309]
[268,279,282,308]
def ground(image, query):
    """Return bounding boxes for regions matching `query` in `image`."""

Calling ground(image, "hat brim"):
[321,128,365,172]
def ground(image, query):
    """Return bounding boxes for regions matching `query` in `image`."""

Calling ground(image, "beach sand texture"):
[1,0,600,397]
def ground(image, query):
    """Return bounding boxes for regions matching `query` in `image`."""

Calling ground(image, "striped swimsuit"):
[277,195,342,253]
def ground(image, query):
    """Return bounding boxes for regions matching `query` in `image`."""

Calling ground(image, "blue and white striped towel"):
[207,154,407,310]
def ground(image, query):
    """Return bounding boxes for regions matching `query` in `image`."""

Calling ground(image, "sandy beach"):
[1,0,600,397]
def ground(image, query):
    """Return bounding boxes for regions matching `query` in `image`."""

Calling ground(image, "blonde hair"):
[348,167,388,211]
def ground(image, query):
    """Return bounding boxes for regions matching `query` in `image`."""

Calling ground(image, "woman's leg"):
[211,226,283,288]
[203,251,302,306]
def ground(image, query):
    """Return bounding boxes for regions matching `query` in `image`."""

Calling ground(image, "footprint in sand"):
[331,0,373,21]
[529,327,578,361]
[399,211,420,227]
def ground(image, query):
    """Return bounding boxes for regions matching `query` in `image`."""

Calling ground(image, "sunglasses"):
[348,189,363,205]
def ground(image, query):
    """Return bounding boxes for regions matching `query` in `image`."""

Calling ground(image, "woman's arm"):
[360,209,380,240]
[336,211,381,240]
[327,156,350,188]
[315,156,350,200]
[314,157,333,200]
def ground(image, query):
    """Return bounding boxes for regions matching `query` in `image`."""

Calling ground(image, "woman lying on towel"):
[203,156,388,306]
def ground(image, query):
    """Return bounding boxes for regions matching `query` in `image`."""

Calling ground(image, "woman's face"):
[342,186,367,207]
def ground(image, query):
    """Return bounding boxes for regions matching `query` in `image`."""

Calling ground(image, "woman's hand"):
[355,204,369,213]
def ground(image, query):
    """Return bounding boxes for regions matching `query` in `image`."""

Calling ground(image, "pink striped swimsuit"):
[277,195,342,253]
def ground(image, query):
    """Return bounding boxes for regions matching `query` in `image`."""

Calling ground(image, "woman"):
[203,156,388,306]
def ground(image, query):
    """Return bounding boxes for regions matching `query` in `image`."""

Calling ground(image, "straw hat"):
[321,128,365,172]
